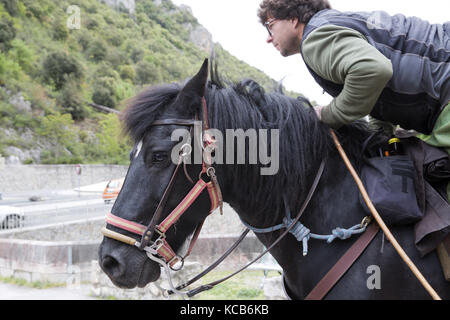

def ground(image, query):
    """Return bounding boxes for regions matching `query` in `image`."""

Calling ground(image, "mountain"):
[0,0,297,165]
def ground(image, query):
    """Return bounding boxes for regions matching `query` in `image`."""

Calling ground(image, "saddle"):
[360,130,450,279]
[395,130,450,258]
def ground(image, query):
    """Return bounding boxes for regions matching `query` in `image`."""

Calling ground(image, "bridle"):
[102,97,223,272]
[101,95,327,299]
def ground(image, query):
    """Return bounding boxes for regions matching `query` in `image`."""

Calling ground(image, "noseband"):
[102,97,223,270]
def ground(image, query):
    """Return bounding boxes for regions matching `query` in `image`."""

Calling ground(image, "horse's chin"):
[137,259,161,288]
[107,259,161,289]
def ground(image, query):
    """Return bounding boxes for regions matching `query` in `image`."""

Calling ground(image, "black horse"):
[99,60,449,299]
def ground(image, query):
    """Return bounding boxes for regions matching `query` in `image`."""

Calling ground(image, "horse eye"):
[152,152,168,163]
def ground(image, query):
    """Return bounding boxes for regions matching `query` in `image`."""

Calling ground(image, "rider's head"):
[257,0,332,26]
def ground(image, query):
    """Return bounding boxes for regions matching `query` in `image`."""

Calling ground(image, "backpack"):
[360,130,450,257]
[360,154,424,226]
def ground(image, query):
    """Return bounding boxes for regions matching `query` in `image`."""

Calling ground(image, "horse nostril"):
[101,256,123,277]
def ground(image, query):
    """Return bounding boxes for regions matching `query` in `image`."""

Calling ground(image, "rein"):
[177,159,326,298]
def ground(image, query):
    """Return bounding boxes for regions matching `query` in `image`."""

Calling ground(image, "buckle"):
[147,229,166,253]
[361,216,373,228]
[206,167,216,177]
[198,166,216,182]
[154,227,166,239]
[169,256,185,271]
[179,143,192,158]
[151,239,165,252]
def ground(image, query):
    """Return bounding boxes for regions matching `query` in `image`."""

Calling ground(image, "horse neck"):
[204,99,329,229]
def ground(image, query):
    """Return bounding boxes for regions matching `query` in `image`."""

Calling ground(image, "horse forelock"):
[122,83,182,143]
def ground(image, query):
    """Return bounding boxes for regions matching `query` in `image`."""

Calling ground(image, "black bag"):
[360,155,424,226]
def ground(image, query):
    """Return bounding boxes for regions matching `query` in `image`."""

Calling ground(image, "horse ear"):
[181,59,209,98]
[175,59,208,116]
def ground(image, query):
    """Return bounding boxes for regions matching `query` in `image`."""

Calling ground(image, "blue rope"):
[240,198,367,256]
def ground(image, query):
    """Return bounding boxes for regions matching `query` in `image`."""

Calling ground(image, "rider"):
[257,0,450,202]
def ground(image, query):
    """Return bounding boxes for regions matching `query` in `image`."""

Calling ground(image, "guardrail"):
[22,204,112,228]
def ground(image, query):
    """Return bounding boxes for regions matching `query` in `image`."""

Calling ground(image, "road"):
[0,182,115,300]
[0,283,97,300]
[0,181,114,228]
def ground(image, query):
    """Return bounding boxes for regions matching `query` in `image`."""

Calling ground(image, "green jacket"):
[301,25,393,128]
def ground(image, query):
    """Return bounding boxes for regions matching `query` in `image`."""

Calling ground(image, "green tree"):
[52,20,69,41]
[58,79,87,120]
[119,65,136,82]
[92,86,116,108]
[37,113,80,161]
[0,51,22,84]
[0,0,19,16]
[8,39,34,73]
[0,18,16,52]
[42,51,84,90]
[92,76,117,108]
[87,39,106,62]
[136,60,161,85]
[96,113,130,164]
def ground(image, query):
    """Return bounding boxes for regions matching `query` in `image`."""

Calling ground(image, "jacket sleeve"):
[302,25,393,129]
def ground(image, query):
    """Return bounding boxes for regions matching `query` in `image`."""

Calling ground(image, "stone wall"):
[0,203,286,299]
[0,217,104,283]
[0,206,262,284]
[0,217,105,241]
[0,164,128,193]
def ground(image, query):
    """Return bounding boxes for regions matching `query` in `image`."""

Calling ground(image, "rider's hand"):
[314,105,324,120]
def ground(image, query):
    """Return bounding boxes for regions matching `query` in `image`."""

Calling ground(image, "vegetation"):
[0,0,297,165]
[0,275,66,289]
[192,270,280,300]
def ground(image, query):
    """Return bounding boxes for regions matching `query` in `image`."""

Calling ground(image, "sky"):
[170,0,449,105]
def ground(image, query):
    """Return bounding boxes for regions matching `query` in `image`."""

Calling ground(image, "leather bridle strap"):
[167,228,251,295]
[139,157,183,250]
[105,176,219,267]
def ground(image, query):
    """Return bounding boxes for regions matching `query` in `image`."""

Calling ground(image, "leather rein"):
[101,97,380,300]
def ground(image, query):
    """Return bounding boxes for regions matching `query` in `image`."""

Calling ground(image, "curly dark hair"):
[257,0,331,25]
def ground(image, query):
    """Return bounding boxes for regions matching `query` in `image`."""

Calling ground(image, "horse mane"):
[122,68,384,216]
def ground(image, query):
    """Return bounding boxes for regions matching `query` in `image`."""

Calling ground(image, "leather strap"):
[139,159,183,250]
[305,223,380,300]
[184,160,326,298]
[167,229,251,295]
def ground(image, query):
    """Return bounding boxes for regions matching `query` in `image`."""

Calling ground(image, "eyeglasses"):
[264,18,277,37]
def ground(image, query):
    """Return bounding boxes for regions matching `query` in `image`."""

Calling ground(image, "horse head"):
[98,60,217,289]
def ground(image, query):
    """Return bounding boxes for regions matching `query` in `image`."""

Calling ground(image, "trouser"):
[418,102,450,281]
[417,102,450,202]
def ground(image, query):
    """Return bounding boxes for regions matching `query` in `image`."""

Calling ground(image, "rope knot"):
[283,217,311,256]
[327,225,366,243]
[331,228,353,241]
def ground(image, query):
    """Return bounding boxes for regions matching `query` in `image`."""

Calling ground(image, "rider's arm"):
[302,25,393,129]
